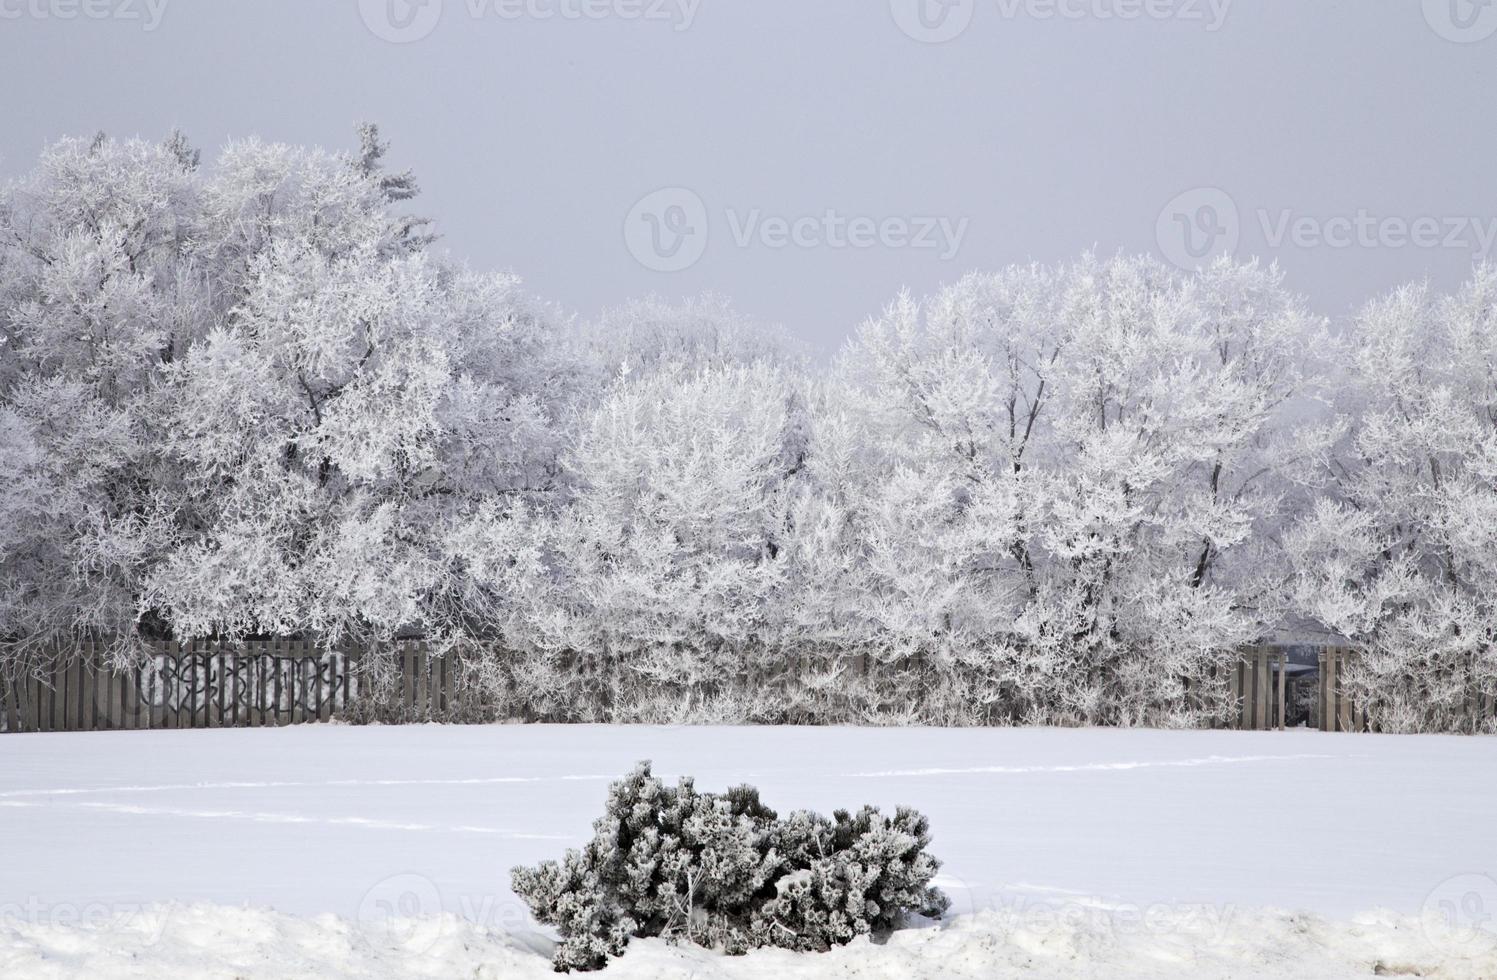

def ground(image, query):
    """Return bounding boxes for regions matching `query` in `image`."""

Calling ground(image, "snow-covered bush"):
[511,761,948,971]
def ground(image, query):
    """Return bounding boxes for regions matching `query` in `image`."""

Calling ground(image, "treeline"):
[1,129,1492,732]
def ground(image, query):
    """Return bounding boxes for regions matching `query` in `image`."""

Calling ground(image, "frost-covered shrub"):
[510,762,948,971]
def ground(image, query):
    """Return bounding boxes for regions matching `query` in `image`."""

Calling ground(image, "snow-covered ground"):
[1,725,1494,978]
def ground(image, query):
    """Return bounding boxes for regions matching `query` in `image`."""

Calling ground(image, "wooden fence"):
[0,639,456,733]
[3,640,1491,735]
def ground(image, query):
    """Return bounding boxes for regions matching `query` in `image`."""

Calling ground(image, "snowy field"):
[2,725,1495,978]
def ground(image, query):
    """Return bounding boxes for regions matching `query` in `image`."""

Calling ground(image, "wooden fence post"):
[1319,648,1333,732]
[2,672,18,734]
[79,641,94,733]
[1252,647,1267,731]
[402,643,415,717]
[1229,659,1241,730]
[1347,649,1359,733]
[1277,651,1287,731]
[22,667,39,733]
[300,641,314,724]
[414,642,428,720]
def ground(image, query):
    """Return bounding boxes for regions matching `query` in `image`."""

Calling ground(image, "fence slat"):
[162,641,177,730]
[250,649,264,728]
[318,648,332,723]
[22,670,39,733]
[272,641,285,726]
[63,655,78,732]
[1347,649,1359,733]
[1253,648,1267,731]
[403,645,415,715]
[1234,658,1244,730]
[1238,660,1250,730]
[113,665,131,731]
[208,642,222,729]
[414,644,428,719]
[440,652,451,719]
[301,643,314,724]
[124,665,140,731]
[1320,649,1333,732]
[1277,652,1287,731]
[229,645,240,728]
[99,659,115,731]
[195,640,207,728]
[54,656,66,732]
[288,641,300,725]
[37,667,50,733]
[2,673,18,734]
[81,644,97,733]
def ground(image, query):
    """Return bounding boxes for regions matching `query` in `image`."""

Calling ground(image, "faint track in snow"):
[0,798,573,838]
[850,753,1340,778]
[0,773,615,800]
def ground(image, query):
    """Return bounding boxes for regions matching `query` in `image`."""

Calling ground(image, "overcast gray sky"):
[3,0,1494,352]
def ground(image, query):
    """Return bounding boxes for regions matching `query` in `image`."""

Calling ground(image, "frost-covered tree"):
[142,139,577,649]
[829,255,1325,725]
[1285,267,1497,733]
[580,293,804,384]
[450,355,808,721]
[0,132,206,653]
[0,128,579,662]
